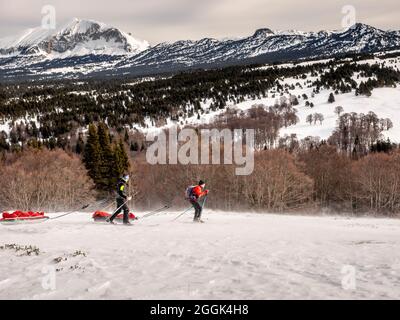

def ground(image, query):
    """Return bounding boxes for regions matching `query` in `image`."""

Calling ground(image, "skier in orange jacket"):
[186,180,209,223]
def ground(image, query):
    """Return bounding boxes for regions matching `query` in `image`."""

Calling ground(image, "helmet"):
[122,174,130,182]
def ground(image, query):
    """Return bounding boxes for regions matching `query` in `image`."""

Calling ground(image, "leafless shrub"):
[352,152,400,215]
[241,150,313,211]
[0,149,95,211]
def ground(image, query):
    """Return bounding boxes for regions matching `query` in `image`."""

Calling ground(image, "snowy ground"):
[279,83,400,142]
[1,211,400,300]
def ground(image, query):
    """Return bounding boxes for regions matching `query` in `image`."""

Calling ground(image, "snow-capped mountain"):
[120,23,400,70]
[0,18,149,57]
[0,21,399,81]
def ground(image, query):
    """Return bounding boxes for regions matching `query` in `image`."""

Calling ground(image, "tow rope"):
[49,198,112,221]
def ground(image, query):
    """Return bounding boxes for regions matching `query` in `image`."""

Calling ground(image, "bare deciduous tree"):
[334,106,344,117]
[0,149,95,211]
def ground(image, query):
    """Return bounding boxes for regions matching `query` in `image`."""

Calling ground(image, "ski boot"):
[105,218,115,225]
[193,217,205,223]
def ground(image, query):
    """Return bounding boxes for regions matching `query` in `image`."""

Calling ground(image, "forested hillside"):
[1,52,400,214]
[1,52,399,154]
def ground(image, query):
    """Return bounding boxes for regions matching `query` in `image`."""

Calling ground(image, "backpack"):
[185,186,196,200]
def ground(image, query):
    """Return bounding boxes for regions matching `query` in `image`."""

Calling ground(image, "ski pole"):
[98,198,116,212]
[142,204,171,218]
[201,195,208,210]
[173,193,208,222]
[172,205,194,222]
[141,205,171,219]
[110,197,131,216]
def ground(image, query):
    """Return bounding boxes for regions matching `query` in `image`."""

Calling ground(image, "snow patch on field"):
[280,86,400,141]
[134,55,400,142]
[0,211,399,300]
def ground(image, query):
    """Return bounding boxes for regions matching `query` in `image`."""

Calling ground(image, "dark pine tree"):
[130,141,139,152]
[83,124,102,187]
[113,139,130,184]
[75,133,85,154]
[328,92,335,103]
[97,122,116,191]
[124,129,129,143]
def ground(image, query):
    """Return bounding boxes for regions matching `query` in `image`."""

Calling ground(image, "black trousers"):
[110,198,130,223]
[190,200,202,219]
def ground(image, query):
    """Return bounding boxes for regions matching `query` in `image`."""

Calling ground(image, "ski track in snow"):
[0,211,399,300]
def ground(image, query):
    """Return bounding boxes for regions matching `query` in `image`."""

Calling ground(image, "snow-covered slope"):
[1,53,398,145]
[0,211,399,299]
[0,27,53,55]
[0,18,149,57]
[131,54,400,143]
[279,87,400,142]
[138,85,400,143]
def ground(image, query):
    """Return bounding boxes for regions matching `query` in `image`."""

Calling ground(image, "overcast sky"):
[1,0,399,44]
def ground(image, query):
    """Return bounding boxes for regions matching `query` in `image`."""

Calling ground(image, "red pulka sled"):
[92,211,137,222]
[1,211,49,225]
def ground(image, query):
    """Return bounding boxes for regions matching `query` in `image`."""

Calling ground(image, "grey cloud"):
[0,0,399,44]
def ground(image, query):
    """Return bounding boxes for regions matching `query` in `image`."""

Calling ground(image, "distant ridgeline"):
[1,21,400,81]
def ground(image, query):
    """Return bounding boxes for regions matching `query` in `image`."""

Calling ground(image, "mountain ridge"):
[1,20,399,81]
[0,18,149,56]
